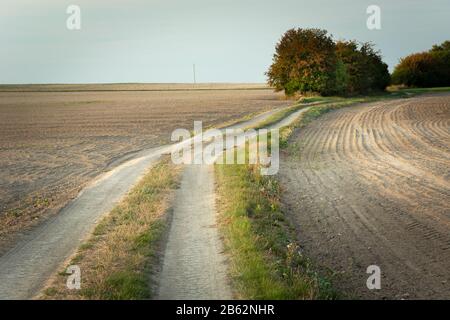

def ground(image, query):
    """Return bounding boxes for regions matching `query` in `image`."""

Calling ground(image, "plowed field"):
[0,86,287,246]
[280,94,450,299]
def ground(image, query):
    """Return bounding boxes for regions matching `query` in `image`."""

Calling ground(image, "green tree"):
[266,28,337,96]
[391,41,450,87]
[267,29,390,96]
[335,41,390,95]
[430,41,450,85]
[360,42,390,92]
[334,59,349,95]
[335,40,364,94]
[391,52,440,87]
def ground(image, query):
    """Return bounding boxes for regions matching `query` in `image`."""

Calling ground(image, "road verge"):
[41,159,181,299]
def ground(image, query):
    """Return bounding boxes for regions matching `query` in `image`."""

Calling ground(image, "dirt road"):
[0,146,169,299]
[156,165,232,299]
[280,94,450,299]
[0,87,288,247]
[156,106,311,300]
[0,106,289,299]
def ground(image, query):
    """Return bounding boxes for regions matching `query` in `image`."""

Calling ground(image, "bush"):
[391,52,440,87]
[266,28,337,96]
[392,41,450,87]
[335,41,390,95]
[267,29,390,96]
[430,41,450,85]
[360,43,391,92]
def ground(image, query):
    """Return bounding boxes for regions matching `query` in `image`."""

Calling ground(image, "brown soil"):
[280,94,450,299]
[0,87,288,248]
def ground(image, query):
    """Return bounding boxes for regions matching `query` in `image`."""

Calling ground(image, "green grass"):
[298,96,346,104]
[41,159,181,300]
[215,106,340,299]
[388,86,450,95]
[215,162,336,299]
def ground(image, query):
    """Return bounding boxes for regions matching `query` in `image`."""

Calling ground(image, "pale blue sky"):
[1,0,449,84]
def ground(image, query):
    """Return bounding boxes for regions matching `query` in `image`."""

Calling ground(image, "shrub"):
[266,28,337,96]
[391,52,440,87]
[267,29,390,96]
[335,41,389,95]
[392,41,450,87]
[430,41,450,85]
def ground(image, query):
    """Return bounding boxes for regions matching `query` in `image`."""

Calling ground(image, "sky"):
[1,0,449,84]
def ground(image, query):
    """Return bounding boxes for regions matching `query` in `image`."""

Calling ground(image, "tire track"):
[0,107,288,300]
[156,106,312,299]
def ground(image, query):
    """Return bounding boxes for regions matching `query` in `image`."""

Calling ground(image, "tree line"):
[267,28,449,96]
[267,28,390,96]
[391,41,450,88]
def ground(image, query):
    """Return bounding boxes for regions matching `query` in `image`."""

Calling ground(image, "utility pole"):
[193,64,196,85]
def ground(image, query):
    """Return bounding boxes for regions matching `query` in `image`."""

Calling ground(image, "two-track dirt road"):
[280,94,450,299]
[3,92,448,300]
[0,106,293,300]
[156,106,312,299]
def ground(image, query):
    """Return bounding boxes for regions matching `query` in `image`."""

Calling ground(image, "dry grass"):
[39,158,181,300]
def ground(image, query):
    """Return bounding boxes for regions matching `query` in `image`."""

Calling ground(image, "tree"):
[391,52,440,87]
[430,41,450,85]
[266,28,337,96]
[360,42,391,92]
[334,59,349,95]
[391,41,450,87]
[335,40,365,94]
[335,40,390,95]
[267,29,390,96]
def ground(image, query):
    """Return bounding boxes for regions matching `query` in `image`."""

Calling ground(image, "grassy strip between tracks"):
[40,158,181,300]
